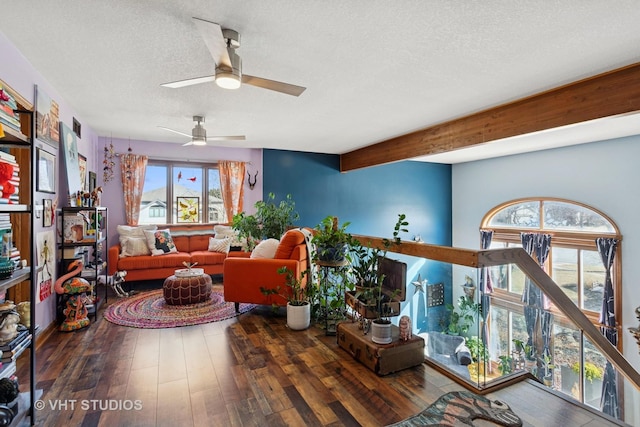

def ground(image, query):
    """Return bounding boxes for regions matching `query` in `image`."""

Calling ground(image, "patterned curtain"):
[479,230,493,347]
[521,232,553,380]
[120,154,148,226]
[597,237,619,419]
[219,161,246,222]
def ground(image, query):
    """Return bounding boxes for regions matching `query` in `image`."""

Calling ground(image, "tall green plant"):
[232,192,300,247]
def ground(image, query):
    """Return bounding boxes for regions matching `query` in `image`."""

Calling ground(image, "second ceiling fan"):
[161,17,306,97]
[158,115,245,146]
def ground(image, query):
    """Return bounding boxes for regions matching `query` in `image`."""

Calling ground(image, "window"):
[482,198,620,408]
[138,161,227,225]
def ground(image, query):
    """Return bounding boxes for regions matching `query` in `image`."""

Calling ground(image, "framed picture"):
[35,85,60,147]
[36,148,56,194]
[78,154,87,192]
[60,122,83,201]
[88,171,97,193]
[43,199,53,227]
[176,197,199,223]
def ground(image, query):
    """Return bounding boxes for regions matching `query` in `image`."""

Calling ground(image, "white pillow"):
[120,237,151,257]
[250,238,280,259]
[214,224,247,249]
[118,225,157,256]
[208,237,231,254]
[144,228,178,256]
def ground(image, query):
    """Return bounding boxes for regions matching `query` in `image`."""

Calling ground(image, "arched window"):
[481,198,622,409]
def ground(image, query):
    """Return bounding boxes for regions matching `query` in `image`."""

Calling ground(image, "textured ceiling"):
[2,1,640,163]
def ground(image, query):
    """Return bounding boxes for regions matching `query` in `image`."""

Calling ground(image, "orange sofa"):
[223,228,311,312]
[108,225,249,282]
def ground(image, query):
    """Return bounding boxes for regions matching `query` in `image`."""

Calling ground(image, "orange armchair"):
[223,229,311,312]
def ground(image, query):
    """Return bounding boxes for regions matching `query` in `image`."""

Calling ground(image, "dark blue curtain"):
[521,232,553,380]
[597,237,619,419]
[479,230,493,351]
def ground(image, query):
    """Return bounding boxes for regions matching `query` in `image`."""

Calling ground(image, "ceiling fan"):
[161,17,306,97]
[158,115,245,146]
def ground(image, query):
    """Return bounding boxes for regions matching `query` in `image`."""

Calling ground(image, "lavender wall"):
[0,30,100,330]
[99,137,262,246]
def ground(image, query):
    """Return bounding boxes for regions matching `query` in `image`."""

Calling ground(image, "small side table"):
[317,259,349,335]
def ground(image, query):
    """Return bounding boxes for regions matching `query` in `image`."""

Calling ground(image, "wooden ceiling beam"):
[340,62,640,172]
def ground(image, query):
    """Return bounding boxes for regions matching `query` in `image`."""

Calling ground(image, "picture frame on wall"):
[36,148,56,194]
[60,122,83,202]
[88,171,97,193]
[176,197,199,223]
[78,154,87,192]
[34,85,60,147]
[43,199,53,227]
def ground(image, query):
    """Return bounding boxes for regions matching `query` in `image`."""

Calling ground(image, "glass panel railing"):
[350,236,640,425]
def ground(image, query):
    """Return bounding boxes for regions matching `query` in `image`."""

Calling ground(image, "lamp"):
[215,48,242,90]
[191,137,207,146]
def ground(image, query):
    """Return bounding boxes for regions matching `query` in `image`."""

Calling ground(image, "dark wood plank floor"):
[17,289,625,427]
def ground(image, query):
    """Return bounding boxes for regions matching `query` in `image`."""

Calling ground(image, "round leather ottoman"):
[163,274,212,305]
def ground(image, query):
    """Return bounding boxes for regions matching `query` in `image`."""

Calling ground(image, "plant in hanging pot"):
[232,192,299,250]
[312,216,354,263]
[260,267,315,330]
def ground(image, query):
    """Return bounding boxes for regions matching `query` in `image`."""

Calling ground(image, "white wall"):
[452,136,640,425]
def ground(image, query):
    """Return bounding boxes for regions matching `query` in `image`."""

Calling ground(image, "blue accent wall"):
[263,149,452,245]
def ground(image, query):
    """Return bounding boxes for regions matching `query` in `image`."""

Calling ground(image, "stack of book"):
[0,85,21,134]
[0,326,31,371]
[0,150,19,204]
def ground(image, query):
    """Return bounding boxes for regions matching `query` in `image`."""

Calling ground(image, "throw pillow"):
[213,224,247,250]
[208,237,231,254]
[118,225,157,256]
[144,228,178,256]
[120,237,151,258]
[250,238,280,259]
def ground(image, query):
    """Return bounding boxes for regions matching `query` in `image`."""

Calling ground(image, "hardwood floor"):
[17,290,625,427]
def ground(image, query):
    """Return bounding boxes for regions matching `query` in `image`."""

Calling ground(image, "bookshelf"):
[0,77,37,425]
[58,206,108,322]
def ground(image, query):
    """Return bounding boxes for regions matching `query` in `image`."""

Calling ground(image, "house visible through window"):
[138,161,227,225]
[481,198,621,409]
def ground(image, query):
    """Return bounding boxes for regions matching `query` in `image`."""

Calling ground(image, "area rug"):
[103,289,256,329]
[386,390,522,427]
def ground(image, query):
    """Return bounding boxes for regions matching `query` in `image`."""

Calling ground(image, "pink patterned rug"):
[103,289,255,329]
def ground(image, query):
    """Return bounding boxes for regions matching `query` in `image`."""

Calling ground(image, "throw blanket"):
[387,390,522,427]
[297,227,318,284]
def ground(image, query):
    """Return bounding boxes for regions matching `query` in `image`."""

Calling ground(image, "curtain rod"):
[114,153,251,164]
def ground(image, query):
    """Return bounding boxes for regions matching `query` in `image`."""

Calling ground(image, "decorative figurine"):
[54,259,92,331]
[399,315,412,341]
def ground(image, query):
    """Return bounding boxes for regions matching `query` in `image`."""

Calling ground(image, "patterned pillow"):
[144,229,178,256]
[208,237,231,254]
[250,238,280,259]
[120,237,151,258]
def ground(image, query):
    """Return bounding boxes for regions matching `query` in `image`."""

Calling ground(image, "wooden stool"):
[163,274,212,305]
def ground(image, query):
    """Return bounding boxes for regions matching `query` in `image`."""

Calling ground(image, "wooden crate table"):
[337,321,425,375]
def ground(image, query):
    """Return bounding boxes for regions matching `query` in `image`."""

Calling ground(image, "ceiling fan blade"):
[182,141,195,146]
[192,17,231,68]
[160,75,215,89]
[158,126,192,138]
[242,74,306,97]
[206,135,246,141]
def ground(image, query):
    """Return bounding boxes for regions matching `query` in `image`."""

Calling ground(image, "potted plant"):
[261,267,314,330]
[312,216,354,263]
[541,354,555,387]
[498,355,513,375]
[443,296,480,336]
[232,192,299,250]
[350,214,409,344]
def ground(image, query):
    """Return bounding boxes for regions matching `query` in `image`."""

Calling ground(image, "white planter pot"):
[371,320,393,344]
[287,302,310,330]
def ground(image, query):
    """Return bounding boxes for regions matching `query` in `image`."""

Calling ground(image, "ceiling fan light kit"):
[160,17,306,96]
